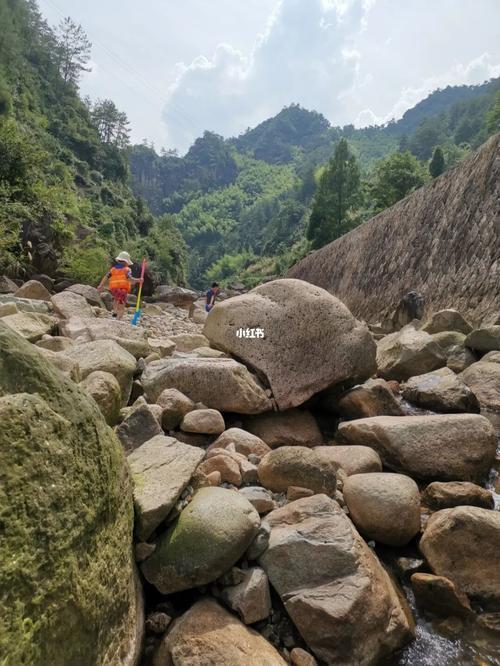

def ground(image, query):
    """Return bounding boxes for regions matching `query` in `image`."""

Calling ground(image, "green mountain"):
[0,0,186,285]
[129,79,499,289]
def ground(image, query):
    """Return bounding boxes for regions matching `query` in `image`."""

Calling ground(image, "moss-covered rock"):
[0,322,142,665]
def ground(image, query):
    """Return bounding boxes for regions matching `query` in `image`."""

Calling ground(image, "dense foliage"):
[0,0,186,284]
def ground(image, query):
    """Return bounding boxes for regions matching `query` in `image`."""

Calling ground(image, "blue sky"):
[38,0,500,153]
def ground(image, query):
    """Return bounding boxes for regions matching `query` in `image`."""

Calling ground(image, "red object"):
[110,288,128,304]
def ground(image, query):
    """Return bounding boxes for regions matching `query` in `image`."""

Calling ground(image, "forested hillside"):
[129,79,500,288]
[0,0,186,285]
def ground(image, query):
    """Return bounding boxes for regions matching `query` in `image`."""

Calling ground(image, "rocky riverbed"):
[1,276,499,666]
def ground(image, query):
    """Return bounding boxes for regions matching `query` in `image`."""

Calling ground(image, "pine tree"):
[429,146,445,178]
[56,17,91,86]
[306,138,360,249]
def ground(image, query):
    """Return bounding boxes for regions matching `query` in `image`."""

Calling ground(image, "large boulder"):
[465,326,500,353]
[422,481,494,511]
[65,283,105,308]
[410,573,473,619]
[14,279,51,301]
[180,408,225,435]
[258,446,337,495]
[168,332,210,352]
[242,409,322,448]
[321,378,404,417]
[64,339,137,404]
[141,487,260,594]
[116,404,163,454]
[152,598,285,666]
[420,507,500,607]
[80,370,122,425]
[51,291,94,319]
[337,414,496,482]
[313,445,382,476]
[259,495,414,664]
[127,435,204,541]
[0,323,142,665]
[209,428,271,458]
[156,388,195,431]
[34,347,81,382]
[343,473,421,546]
[461,360,500,414]
[59,317,150,358]
[376,325,447,381]
[402,367,479,412]
[432,330,476,373]
[142,357,272,414]
[204,279,376,410]
[1,311,54,342]
[36,335,75,352]
[0,275,18,293]
[153,285,198,307]
[422,309,473,335]
[0,294,51,314]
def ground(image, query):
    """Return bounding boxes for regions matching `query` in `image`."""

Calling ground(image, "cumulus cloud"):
[162,0,500,152]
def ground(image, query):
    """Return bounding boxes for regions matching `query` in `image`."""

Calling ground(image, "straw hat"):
[115,251,133,266]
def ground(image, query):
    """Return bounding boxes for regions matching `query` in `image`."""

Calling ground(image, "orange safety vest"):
[109,266,131,292]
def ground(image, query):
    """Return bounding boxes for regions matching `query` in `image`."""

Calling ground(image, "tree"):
[486,91,500,135]
[91,99,130,148]
[56,17,91,86]
[306,138,361,249]
[371,151,426,213]
[429,146,445,178]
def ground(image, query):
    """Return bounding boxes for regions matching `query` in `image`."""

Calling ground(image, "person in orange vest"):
[97,251,143,320]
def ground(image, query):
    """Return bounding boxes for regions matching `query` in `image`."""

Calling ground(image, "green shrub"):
[61,244,110,285]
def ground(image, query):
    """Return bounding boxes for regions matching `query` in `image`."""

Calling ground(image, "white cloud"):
[162,0,500,152]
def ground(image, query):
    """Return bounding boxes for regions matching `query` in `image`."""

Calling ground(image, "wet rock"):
[377,324,447,381]
[422,481,495,510]
[337,414,496,482]
[422,309,473,335]
[243,409,322,449]
[313,445,382,476]
[402,367,479,412]
[420,506,500,607]
[142,357,272,414]
[221,567,272,624]
[15,279,51,301]
[204,279,376,410]
[80,370,122,425]
[259,495,414,664]
[152,598,286,665]
[180,408,225,434]
[410,573,473,619]
[209,427,271,458]
[116,403,163,454]
[322,378,405,417]
[141,487,260,594]
[127,435,204,540]
[258,446,337,496]
[239,487,276,514]
[156,387,195,430]
[465,326,500,353]
[51,291,94,319]
[343,472,421,546]
[1,311,54,342]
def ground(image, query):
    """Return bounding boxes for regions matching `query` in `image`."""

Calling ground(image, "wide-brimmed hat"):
[115,251,133,266]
